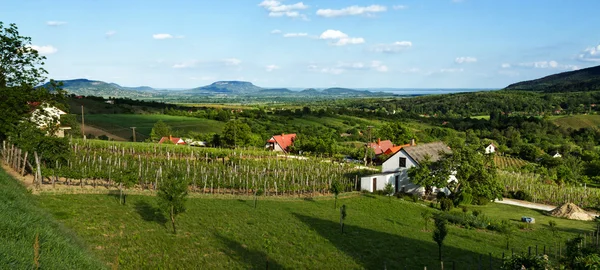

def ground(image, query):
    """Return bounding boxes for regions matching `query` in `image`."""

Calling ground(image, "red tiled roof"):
[159,136,186,145]
[368,139,394,155]
[383,143,412,155]
[270,133,296,152]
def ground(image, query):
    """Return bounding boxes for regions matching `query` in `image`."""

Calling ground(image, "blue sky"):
[2,0,600,89]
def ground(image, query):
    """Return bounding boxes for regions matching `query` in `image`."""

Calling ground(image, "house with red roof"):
[383,140,416,155]
[265,133,296,153]
[159,135,186,145]
[368,138,394,156]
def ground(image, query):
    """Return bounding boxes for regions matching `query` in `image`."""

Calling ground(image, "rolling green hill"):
[51,79,158,98]
[0,169,104,269]
[83,114,224,141]
[504,65,600,92]
[550,114,600,130]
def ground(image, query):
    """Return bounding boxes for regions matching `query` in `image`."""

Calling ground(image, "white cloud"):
[105,30,117,38]
[319,30,364,46]
[172,61,198,69]
[440,68,464,73]
[455,57,477,64]
[501,63,511,68]
[259,1,309,19]
[153,33,174,39]
[578,44,600,62]
[265,64,280,72]
[333,37,365,46]
[319,29,348,40]
[316,5,387,17]
[310,61,387,74]
[283,32,308,38]
[370,41,412,53]
[370,61,388,72]
[223,58,242,66]
[27,45,58,55]
[393,5,407,10]
[399,68,420,73]
[271,29,282,34]
[514,60,578,70]
[46,21,66,26]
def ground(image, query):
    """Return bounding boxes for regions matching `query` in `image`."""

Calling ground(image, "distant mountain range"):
[504,64,600,93]
[48,79,394,98]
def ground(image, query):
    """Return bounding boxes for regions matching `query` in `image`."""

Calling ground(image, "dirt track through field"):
[495,198,599,218]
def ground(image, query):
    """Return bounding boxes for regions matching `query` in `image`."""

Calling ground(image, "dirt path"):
[495,198,599,217]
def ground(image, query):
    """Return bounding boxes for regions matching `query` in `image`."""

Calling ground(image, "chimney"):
[377,138,381,145]
[410,138,416,146]
[281,133,285,137]
[169,135,172,141]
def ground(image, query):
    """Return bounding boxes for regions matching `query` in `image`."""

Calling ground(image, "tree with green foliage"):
[383,182,394,202]
[436,145,503,205]
[157,171,189,234]
[548,220,557,237]
[149,120,172,142]
[499,220,515,250]
[376,122,414,145]
[254,188,264,209]
[222,120,253,147]
[432,216,448,261]
[0,22,65,141]
[340,204,347,234]
[114,165,137,205]
[421,211,432,231]
[407,156,444,196]
[330,181,342,209]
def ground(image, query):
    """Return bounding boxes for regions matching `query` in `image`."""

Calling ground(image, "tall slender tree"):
[432,217,448,261]
[157,171,189,234]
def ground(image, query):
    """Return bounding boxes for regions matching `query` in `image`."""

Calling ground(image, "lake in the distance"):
[369,88,499,95]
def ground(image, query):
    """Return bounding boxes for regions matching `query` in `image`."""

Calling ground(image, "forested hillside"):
[504,65,600,92]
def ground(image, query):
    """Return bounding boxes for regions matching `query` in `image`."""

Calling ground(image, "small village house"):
[368,138,394,156]
[485,143,496,154]
[361,142,455,195]
[159,135,186,145]
[265,133,296,153]
[550,151,562,158]
[29,102,71,138]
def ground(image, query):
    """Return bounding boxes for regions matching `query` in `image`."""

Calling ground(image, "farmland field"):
[83,114,224,140]
[494,155,529,170]
[550,114,600,130]
[34,191,596,269]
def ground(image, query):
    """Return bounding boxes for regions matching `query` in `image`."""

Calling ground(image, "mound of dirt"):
[549,203,595,221]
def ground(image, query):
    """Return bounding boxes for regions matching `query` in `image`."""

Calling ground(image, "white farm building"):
[360,142,456,195]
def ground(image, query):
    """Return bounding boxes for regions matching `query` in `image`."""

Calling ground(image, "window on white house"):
[399,157,407,168]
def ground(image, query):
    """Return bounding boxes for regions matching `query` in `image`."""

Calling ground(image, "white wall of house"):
[485,144,496,154]
[382,150,418,173]
[265,137,285,152]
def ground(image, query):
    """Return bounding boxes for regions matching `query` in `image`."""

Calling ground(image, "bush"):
[461,205,468,213]
[509,190,532,201]
[472,210,481,217]
[436,192,447,200]
[410,193,420,202]
[440,198,454,212]
[502,254,550,270]
[394,192,405,199]
[436,212,497,231]
[460,192,473,205]
[475,196,490,205]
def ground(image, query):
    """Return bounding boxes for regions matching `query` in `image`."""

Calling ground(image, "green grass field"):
[550,114,600,130]
[83,114,224,140]
[35,190,596,269]
[0,168,104,269]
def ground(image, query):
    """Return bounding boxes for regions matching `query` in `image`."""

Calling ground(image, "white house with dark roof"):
[360,142,456,195]
[485,143,496,154]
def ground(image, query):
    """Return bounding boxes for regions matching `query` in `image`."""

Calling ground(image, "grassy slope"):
[550,114,600,130]
[84,114,224,139]
[37,193,594,269]
[0,168,105,269]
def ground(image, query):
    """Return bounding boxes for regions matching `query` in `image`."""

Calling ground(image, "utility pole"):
[81,105,85,140]
[130,127,137,142]
[364,125,374,166]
